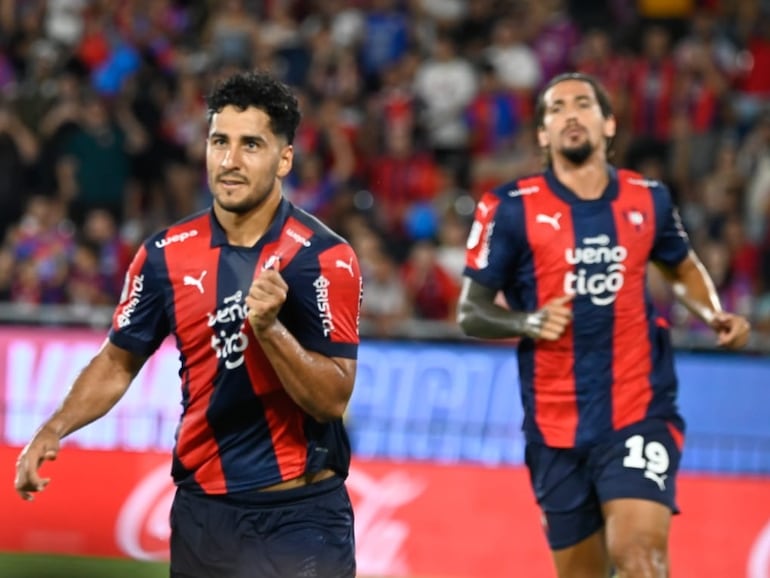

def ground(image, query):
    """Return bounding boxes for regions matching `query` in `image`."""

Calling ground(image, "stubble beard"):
[213,182,274,216]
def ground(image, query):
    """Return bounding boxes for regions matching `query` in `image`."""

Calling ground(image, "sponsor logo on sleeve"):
[507,185,539,197]
[116,274,145,328]
[314,275,335,336]
[466,221,483,250]
[474,221,495,269]
[286,227,312,247]
[627,177,660,188]
[155,229,198,249]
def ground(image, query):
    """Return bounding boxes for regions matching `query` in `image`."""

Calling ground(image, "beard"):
[560,140,594,165]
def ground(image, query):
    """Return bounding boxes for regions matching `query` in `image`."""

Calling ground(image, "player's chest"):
[166,249,268,335]
[522,202,654,271]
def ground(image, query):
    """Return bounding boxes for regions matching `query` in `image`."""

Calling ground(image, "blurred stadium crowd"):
[0,0,768,344]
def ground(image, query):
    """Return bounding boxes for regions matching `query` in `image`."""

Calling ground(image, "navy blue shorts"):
[169,476,356,578]
[525,418,684,550]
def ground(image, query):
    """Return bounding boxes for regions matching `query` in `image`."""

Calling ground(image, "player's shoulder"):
[616,168,672,199]
[477,173,549,220]
[288,203,352,251]
[490,172,548,203]
[143,209,211,255]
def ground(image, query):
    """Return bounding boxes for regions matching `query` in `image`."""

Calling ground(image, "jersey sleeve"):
[282,242,361,359]
[463,190,522,290]
[650,182,692,268]
[108,243,170,356]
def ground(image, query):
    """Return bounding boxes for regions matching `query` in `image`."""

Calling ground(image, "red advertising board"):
[1,447,769,577]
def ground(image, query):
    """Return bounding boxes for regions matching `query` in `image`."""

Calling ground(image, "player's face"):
[206,105,293,215]
[537,79,615,166]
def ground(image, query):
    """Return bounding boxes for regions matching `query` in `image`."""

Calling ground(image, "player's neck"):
[214,189,283,247]
[551,157,609,201]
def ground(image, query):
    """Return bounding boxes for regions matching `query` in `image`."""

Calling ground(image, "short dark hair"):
[534,72,614,128]
[206,71,301,144]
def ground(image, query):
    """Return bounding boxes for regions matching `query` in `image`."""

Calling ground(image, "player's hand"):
[530,294,574,341]
[14,426,60,501]
[246,268,289,333]
[710,311,750,349]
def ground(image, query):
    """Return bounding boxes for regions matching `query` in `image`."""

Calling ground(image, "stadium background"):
[0,0,768,576]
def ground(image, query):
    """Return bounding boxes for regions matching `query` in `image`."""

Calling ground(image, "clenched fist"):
[246,269,289,333]
[530,294,574,341]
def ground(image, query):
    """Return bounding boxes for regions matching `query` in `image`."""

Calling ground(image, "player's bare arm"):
[656,250,751,349]
[457,278,573,341]
[246,268,355,422]
[14,341,146,500]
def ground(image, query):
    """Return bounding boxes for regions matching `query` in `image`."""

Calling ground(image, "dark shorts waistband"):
[178,474,345,507]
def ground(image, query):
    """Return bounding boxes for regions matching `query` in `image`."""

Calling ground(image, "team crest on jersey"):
[623,209,647,232]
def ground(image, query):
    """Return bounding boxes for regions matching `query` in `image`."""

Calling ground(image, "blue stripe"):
[570,202,617,445]
[209,245,282,488]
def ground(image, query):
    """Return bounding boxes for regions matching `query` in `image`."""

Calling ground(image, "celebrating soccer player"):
[15,71,362,578]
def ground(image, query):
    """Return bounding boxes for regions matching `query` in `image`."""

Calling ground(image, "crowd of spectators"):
[0,0,769,343]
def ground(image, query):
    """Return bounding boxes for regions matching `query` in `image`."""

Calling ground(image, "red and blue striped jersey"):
[109,198,362,493]
[464,167,689,448]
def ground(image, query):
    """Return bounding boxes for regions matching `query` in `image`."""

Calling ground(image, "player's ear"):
[603,114,617,140]
[277,144,293,178]
[537,125,549,149]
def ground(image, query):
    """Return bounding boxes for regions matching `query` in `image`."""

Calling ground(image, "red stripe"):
[611,172,655,430]
[112,245,148,332]
[257,217,313,273]
[237,216,323,480]
[522,177,577,447]
[163,216,226,492]
[317,244,361,344]
[667,421,685,450]
[243,326,307,480]
[465,192,500,271]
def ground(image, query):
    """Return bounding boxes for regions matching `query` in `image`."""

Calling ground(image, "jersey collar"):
[208,197,292,248]
[543,164,619,205]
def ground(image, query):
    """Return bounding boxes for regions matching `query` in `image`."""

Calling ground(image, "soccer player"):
[457,72,750,578]
[15,71,362,578]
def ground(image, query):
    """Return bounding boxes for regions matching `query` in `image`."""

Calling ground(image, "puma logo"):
[335,257,354,277]
[183,270,207,294]
[477,202,491,218]
[536,212,562,231]
[644,470,667,491]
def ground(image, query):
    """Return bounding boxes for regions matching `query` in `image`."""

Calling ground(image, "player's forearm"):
[457,279,541,339]
[458,301,541,339]
[667,252,722,326]
[254,322,354,422]
[42,341,139,439]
